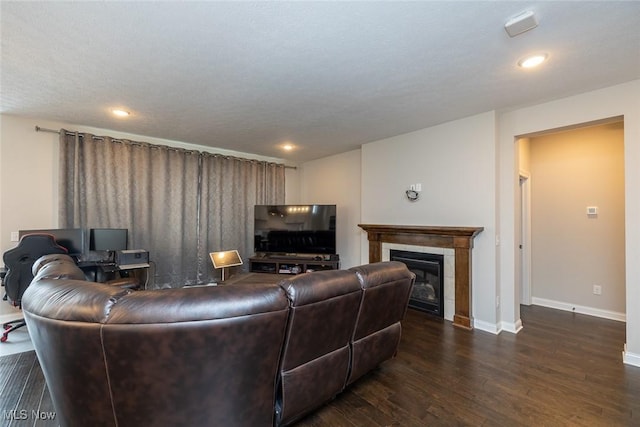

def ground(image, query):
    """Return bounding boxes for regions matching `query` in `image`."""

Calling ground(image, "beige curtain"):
[197,153,285,283]
[59,130,284,288]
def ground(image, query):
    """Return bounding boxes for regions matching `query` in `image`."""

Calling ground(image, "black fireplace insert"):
[390,250,444,317]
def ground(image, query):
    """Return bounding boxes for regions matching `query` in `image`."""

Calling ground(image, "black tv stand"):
[249,255,340,275]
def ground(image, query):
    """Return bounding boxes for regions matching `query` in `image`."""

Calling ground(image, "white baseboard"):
[473,318,524,335]
[473,319,501,335]
[623,345,640,367]
[531,297,625,322]
[501,318,524,334]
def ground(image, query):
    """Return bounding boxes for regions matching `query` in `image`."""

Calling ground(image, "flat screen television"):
[254,204,336,255]
[18,228,86,255]
[90,228,128,251]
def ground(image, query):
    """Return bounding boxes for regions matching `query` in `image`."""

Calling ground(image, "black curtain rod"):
[34,125,297,170]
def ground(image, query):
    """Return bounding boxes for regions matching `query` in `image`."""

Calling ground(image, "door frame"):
[519,171,532,306]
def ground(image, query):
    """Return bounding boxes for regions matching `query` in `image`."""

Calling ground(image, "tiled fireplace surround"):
[358,224,483,330]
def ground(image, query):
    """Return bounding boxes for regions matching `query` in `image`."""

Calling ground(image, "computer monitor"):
[90,228,128,251]
[18,228,86,255]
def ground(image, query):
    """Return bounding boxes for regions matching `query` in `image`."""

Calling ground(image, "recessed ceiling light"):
[111,109,130,117]
[518,53,548,69]
[282,144,294,151]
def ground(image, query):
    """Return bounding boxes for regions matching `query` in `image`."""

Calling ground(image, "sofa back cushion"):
[347,261,415,385]
[276,269,362,426]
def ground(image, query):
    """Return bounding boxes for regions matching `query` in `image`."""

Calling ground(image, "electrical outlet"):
[593,285,602,295]
[10,231,19,242]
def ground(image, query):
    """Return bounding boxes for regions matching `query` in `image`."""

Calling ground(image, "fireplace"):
[358,224,483,329]
[390,250,444,317]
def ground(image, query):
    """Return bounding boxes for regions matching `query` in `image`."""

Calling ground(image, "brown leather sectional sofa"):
[22,254,415,427]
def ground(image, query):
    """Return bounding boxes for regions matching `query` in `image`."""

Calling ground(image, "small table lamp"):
[209,250,243,282]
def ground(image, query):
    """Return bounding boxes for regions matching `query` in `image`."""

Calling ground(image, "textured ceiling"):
[1,1,639,163]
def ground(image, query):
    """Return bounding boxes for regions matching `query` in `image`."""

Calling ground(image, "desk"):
[78,262,151,288]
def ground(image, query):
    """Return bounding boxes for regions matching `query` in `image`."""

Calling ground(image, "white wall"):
[518,138,531,174]
[360,111,498,330]
[1,116,60,253]
[498,79,640,366]
[284,168,301,205]
[0,114,287,255]
[297,149,361,269]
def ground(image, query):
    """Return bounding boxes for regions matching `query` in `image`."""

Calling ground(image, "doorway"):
[516,119,625,320]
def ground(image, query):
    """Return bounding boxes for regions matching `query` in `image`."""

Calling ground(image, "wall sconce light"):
[406,189,420,202]
[406,183,421,202]
[209,249,243,281]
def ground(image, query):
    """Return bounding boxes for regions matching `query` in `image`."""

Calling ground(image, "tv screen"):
[254,204,336,255]
[90,228,128,251]
[18,228,86,255]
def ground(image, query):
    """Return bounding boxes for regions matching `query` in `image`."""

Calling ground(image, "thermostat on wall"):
[586,206,598,216]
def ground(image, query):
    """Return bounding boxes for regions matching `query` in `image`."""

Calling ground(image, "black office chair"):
[2,233,68,342]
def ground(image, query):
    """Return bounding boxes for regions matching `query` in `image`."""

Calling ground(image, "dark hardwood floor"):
[298,305,640,426]
[1,305,639,426]
[0,349,56,427]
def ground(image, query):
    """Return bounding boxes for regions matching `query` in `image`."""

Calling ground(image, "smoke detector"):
[505,11,538,37]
